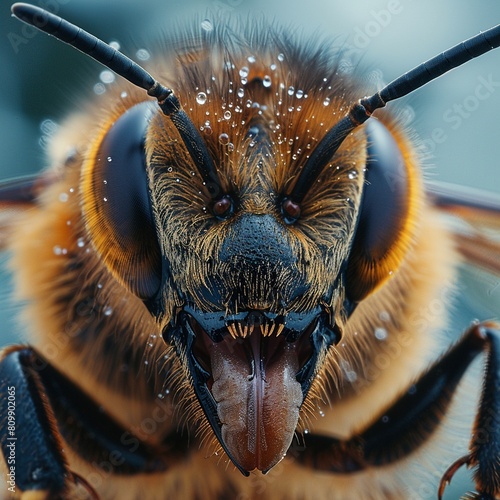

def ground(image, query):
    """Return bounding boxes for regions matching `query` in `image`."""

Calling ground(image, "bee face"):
[77,38,364,471]
[145,54,365,314]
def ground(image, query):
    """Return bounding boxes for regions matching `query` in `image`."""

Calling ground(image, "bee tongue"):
[206,328,303,472]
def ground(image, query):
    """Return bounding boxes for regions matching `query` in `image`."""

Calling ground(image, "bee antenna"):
[11,3,223,200]
[288,23,500,203]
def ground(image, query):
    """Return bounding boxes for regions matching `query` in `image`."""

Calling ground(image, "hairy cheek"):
[210,340,303,472]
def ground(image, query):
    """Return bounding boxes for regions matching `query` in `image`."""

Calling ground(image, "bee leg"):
[292,323,500,496]
[438,323,500,500]
[0,345,76,499]
[0,346,186,499]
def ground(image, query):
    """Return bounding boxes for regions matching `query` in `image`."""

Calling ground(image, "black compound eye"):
[345,119,412,303]
[281,197,301,224]
[82,102,162,300]
[212,195,234,219]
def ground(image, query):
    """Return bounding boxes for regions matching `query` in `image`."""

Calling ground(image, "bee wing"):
[426,180,500,276]
[0,173,56,249]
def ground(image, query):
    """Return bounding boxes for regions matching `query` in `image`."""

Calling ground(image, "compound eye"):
[346,119,413,303]
[82,102,162,300]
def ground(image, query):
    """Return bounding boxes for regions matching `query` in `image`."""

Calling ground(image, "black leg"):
[0,347,70,497]
[290,323,500,499]
[0,346,187,498]
[439,324,500,500]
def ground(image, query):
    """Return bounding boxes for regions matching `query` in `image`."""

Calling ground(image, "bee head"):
[80,43,414,473]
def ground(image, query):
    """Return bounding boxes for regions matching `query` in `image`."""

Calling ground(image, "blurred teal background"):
[0,0,500,497]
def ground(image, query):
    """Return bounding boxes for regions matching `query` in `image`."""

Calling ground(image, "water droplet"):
[247,55,256,63]
[109,40,120,50]
[204,125,213,135]
[379,311,391,322]
[348,170,358,180]
[100,70,115,84]
[53,245,62,256]
[120,91,128,99]
[93,83,106,95]
[323,97,331,106]
[136,48,150,61]
[296,89,304,99]
[237,87,245,98]
[319,410,325,417]
[59,192,68,202]
[144,360,149,365]
[374,327,388,341]
[103,305,113,316]
[40,118,58,135]
[270,63,277,71]
[201,19,213,31]
[304,428,309,434]
[262,75,272,88]
[77,237,85,248]
[223,110,231,120]
[227,143,234,152]
[219,133,230,145]
[239,66,249,79]
[277,53,285,62]
[103,197,108,202]
[196,92,207,105]
[248,126,259,138]
[157,393,165,399]
[287,86,295,96]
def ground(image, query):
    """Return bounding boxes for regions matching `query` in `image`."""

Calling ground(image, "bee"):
[1,2,500,499]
